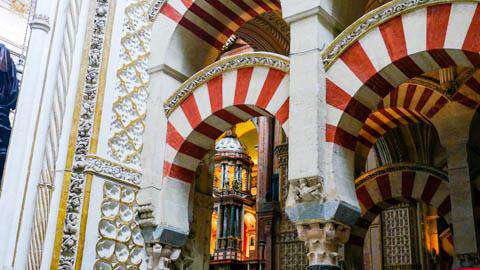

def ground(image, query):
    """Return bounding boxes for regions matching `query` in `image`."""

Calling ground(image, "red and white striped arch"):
[164,61,289,184]
[355,84,448,170]
[326,2,480,153]
[158,0,281,51]
[349,164,451,246]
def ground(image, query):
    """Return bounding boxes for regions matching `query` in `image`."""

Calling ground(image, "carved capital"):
[30,14,50,32]
[296,222,350,267]
[146,243,181,270]
[289,176,325,203]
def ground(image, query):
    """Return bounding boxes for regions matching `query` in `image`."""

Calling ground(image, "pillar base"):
[307,265,341,270]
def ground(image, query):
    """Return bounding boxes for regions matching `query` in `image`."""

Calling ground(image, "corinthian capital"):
[296,222,350,269]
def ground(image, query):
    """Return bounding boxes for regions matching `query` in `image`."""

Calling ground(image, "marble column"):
[281,2,360,269]
[0,0,56,268]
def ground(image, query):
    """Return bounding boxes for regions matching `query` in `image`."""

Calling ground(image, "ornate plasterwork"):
[56,0,112,268]
[108,0,152,165]
[148,0,167,21]
[85,155,142,187]
[164,52,290,116]
[296,222,350,267]
[94,182,147,269]
[354,162,448,187]
[289,176,325,203]
[321,0,478,70]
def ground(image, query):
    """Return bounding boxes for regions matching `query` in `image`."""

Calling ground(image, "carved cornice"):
[163,52,289,117]
[85,155,142,187]
[355,162,448,188]
[148,0,167,21]
[321,0,480,70]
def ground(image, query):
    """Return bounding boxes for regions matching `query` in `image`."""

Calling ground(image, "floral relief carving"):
[58,0,111,268]
[85,155,142,186]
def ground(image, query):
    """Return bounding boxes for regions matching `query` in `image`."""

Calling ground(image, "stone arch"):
[453,69,480,109]
[349,163,451,247]
[162,52,289,226]
[355,83,448,172]
[149,0,284,78]
[323,1,480,206]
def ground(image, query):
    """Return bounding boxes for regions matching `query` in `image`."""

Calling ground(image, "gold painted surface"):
[322,0,480,70]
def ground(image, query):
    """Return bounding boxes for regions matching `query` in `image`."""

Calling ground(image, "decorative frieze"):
[322,0,450,69]
[108,0,152,165]
[164,52,290,116]
[355,162,448,188]
[85,155,142,187]
[56,0,112,268]
[296,222,350,268]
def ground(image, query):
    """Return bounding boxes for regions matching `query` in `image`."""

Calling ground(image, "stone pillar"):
[445,142,480,267]
[282,2,360,269]
[435,102,480,268]
[0,0,55,267]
